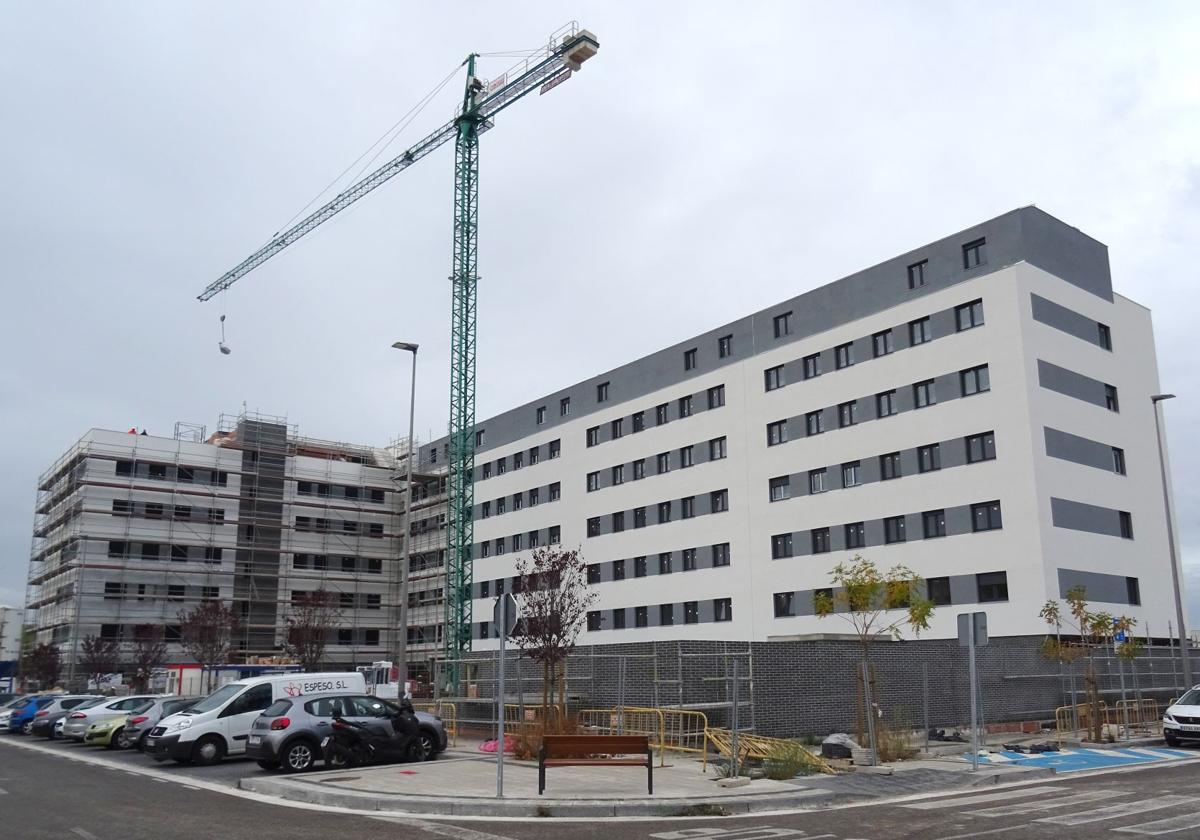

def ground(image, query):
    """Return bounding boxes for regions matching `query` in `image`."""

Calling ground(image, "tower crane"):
[196,24,600,672]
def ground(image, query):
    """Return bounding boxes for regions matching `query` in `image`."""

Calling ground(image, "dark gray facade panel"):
[944,504,974,536]
[948,574,978,605]
[1037,359,1109,408]
[1031,294,1106,347]
[420,207,1112,462]
[1057,567,1136,605]
[1044,427,1117,472]
[1050,496,1124,537]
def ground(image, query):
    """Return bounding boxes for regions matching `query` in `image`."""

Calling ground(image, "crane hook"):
[218,313,231,355]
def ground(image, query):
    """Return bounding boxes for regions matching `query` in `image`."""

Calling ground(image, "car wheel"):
[109,727,130,750]
[282,740,317,773]
[256,759,281,770]
[1166,734,1181,747]
[402,738,425,763]
[191,735,226,766]
[417,729,438,761]
[21,720,33,736]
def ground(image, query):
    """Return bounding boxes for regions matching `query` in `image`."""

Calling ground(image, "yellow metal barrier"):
[1055,701,1114,744]
[661,709,710,771]
[579,707,666,766]
[706,728,835,775]
[503,703,564,732]
[412,701,458,747]
[1113,699,1161,733]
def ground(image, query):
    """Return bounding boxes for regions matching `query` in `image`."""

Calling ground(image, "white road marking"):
[931,827,1021,840]
[1114,812,1200,835]
[70,829,100,840]
[394,823,517,840]
[1034,794,1194,825]
[0,786,8,795]
[967,789,1126,817]
[903,785,1063,810]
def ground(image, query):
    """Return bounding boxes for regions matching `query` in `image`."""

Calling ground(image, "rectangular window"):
[684,601,699,624]
[512,494,523,511]
[884,515,906,544]
[873,330,894,357]
[842,460,861,487]
[809,468,827,494]
[1105,384,1119,412]
[536,406,546,425]
[1119,511,1134,539]
[960,364,990,396]
[774,311,792,338]
[587,564,601,585]
[977,571,1008,602]
[803,353,821,380]
[682,548,697,571]
[587,517,601,538]
[681,496,695,519]
[684,348,697,371]
[714,598,733,622]
[771,532,793,559]
[481,501,491,519]
[529,530,540,547]
[480,580,490,598]
[495,537,506,554]
[635,556,647,577]
[633,459,645,480]
[962,238,986,269]
[966,431,996,462]
[834,342,854,369]
[956,298,985,331]
[907,260,928,289]
[880,451,901,480]
[482,463,492,480]
[923,509,946,538]
[680,445,694,468]
[679,395,693,418]
[612,511,625,533]
[718,334,732,358]
[513,532,524,551]
[707,385,725,409]
[549,439,561,459]
[657,452,671,474]
[104,581,123,600]
[774,591,795,618]
[658,501,672,523]
[659,552,673,574]
[112,498,131,515]
[586,426,599,447]
[496,497,506,515]
[634,507,646,528]
[712,542,730,567]
[909,317,932,346]
[587,611,602,632]
[167,584,185,602]
[876,390,897,417]
[660,604,675,626]
[171,544,188,562]
[560,397,571,416]
[972,500,1003,532]
[475,429,486,448]
[611,418,624,439]
[612,609,627,630]
[918,443,941,473]
[811,527,831,554]
[613,558,626,580]
[597,381,610,402]
[764,365,785,391]
[635,606,648,628]
[1098,323,1112,351]
[767,420,788,446]
[202,586,220,601]
[656,403,669,425]
[709,437,727,460]
[1126,576,1141,606]
[927,576,952,606]
[116,460,133,477]
[838,400,858,428]
[913,379,936,408]
[770,475,790,502]
[529,487,540,506]
[845,521,865,549]
[1112,447,1126,475]
[805,410,824,436]
[612,464,625,485]
[632,411,645,433]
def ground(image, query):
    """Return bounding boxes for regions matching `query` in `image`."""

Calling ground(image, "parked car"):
[123,696,201,750]
[246,693,447,773]
[8,695,60,735]
[83,714,135,748]
[30,695,104,738]
[146,672,365,766]
[0,695,36,730]
[1163,687,1200,746]
[62,695,161,742]
[0,693,17,706]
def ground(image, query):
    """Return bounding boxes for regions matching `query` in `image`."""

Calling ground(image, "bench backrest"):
[541,734,648,757]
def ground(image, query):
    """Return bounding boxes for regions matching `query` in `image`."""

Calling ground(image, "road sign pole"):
[968,617,979,772]
[497,622,506,798]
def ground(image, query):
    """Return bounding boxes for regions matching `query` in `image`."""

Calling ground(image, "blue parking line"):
[965,747,1195,773]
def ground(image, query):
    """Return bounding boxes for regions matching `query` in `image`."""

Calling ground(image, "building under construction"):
[24,411,448,686]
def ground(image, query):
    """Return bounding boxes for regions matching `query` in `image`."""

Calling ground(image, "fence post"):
[731,657,740,778]
[923,663,930,753]
[863,660,878,767]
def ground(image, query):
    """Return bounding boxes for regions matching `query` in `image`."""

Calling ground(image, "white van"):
[144,672,364,765]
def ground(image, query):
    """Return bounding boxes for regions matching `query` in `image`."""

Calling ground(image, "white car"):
[1163,687,1200,746]
[61,695,161,742]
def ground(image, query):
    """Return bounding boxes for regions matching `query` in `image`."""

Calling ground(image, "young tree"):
[78,635,121,689]
[22,643,61,690]
[283,589,341,671]
[128,624,169,692]
[178,601,241,691]
[513,546,596,720]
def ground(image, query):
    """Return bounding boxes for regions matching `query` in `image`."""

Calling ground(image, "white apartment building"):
[423,207,1181,649]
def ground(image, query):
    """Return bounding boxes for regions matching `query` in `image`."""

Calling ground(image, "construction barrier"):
[503,703,564,732]
[579,707,666,766]
[413,700,458,747]
[661,709,710,771]
[1055,701,1109,744]
[1113,698,1161,733]
[706,728,835,775]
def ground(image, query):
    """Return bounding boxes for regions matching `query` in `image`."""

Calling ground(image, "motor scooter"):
[323,700,423,768]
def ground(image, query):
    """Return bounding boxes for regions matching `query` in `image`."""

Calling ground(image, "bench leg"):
[647,753,653,795]
[539,761,545,796]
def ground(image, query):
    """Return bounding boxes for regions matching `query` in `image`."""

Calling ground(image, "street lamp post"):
[1151,393,1192,690]
[392,341,419,694]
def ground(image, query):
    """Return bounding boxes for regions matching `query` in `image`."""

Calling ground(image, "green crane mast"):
[196,25,600,671]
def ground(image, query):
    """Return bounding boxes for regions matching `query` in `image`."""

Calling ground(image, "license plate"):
[1182,725,1200,731]
[248,735,261,745]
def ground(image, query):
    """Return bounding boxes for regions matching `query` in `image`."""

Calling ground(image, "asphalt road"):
[3,733,1200,840]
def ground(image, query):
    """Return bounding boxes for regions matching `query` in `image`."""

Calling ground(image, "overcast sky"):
[2,2,1198,627]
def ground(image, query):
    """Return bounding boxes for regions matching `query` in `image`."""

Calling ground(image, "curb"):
[237,776,839,817]
[965,766,1057,786]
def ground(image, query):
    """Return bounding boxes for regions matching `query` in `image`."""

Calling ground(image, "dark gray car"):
[121,696,202,750]
[246,694,447,773]
[30,695,105,738]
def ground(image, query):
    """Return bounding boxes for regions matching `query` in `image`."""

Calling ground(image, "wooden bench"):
[537,734,652,795]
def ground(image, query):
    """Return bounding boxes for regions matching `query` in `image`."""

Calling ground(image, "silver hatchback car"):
[120,696,202,750]
[62,695,162,741]
[246,694,447,773]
